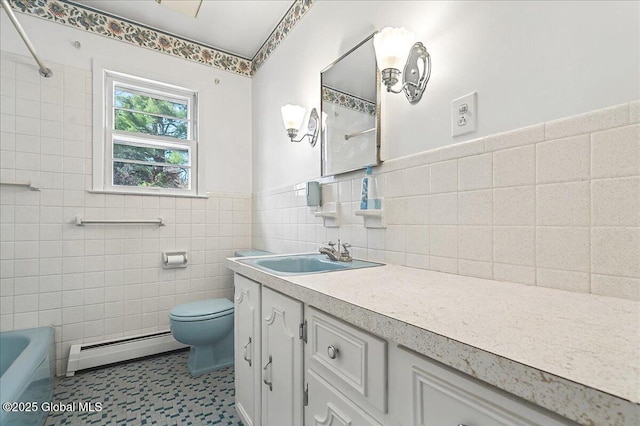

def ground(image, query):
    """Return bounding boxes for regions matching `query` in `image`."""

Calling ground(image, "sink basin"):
[238,253,383,276]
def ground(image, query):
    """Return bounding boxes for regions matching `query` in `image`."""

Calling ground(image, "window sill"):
[88,189,209,199]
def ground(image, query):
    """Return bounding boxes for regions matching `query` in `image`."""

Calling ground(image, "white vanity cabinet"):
[388,345,574,426]
[234,274,262,426]
[233,272,575,426]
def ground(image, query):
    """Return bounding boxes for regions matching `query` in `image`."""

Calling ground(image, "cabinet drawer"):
[306,307,387,414]
[306,369,382,426]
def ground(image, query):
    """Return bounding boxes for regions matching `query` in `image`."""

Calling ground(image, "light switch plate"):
[452,92,477,137]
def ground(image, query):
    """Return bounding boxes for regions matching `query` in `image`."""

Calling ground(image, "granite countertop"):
[226,256,640,426]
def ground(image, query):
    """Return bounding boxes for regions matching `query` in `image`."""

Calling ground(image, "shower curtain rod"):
[0,0,52,77]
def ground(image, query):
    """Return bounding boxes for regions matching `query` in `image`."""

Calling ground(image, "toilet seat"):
[169,299,234,322]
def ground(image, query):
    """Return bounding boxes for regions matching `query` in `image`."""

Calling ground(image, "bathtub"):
[0,327,55,426]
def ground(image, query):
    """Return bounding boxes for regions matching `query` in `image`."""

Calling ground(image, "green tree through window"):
[112,88,191,188]
[114,90,188,139]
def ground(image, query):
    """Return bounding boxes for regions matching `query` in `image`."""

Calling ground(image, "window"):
[98,70,198,195]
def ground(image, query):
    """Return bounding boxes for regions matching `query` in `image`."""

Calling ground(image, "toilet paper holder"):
[162,251,188,269]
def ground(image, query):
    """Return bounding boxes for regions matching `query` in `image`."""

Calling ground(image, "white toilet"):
[169,298,234,377]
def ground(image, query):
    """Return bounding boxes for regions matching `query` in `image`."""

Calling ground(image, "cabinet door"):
[305,369,382,426]
[234,274,262,426]
[261,286,304,426]
[388,345,573,426]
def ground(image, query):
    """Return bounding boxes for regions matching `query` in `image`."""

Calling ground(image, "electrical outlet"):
[452,92,477,137]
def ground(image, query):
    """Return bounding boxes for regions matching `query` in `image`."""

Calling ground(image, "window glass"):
[113,143,189,165]
[113,162,189,189]
[102,71,197,195]
[114,110,188,139]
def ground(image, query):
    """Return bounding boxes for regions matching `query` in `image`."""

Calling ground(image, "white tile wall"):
[0,52,251,375]
[253,101,640,301]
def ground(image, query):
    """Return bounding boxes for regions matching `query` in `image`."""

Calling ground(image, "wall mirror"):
[321,33,381,176]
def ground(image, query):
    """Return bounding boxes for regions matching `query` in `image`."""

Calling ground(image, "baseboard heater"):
[66,330,187,377]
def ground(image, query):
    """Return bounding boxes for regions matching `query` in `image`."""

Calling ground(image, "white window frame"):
[93,65,200,197]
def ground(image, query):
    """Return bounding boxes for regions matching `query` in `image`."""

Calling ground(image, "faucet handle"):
[341,243,351,255]
[327,241,336,248]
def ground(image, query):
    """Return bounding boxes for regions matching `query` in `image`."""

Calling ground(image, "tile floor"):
[45,350,242,425]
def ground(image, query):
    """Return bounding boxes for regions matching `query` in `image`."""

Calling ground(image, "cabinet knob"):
[327,345,339,359]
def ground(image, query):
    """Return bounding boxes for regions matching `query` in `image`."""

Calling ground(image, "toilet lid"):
[170,298,234,320]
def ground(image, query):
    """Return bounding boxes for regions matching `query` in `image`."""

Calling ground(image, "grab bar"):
[0,0,52,77]
[0,180,40,191]
[344,128,375,140]
[74,216,165,226]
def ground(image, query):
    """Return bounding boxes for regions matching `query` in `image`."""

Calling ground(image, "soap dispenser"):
[360,166,381,210]
[360,168,369,210]
[366,166,381,209]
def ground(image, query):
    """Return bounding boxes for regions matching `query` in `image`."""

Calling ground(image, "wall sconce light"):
[373,27,431,104]
[281,105,319,147]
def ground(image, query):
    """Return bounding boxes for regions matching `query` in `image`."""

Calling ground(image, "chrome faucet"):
[319,239,352,262]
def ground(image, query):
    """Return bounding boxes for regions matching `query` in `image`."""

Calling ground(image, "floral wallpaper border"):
[322,86,376,116]
[7,0,315,77]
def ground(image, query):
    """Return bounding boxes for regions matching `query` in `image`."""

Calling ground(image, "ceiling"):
[72,0,294,59]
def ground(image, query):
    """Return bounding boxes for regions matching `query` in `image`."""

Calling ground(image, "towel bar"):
[74,216,164,226]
